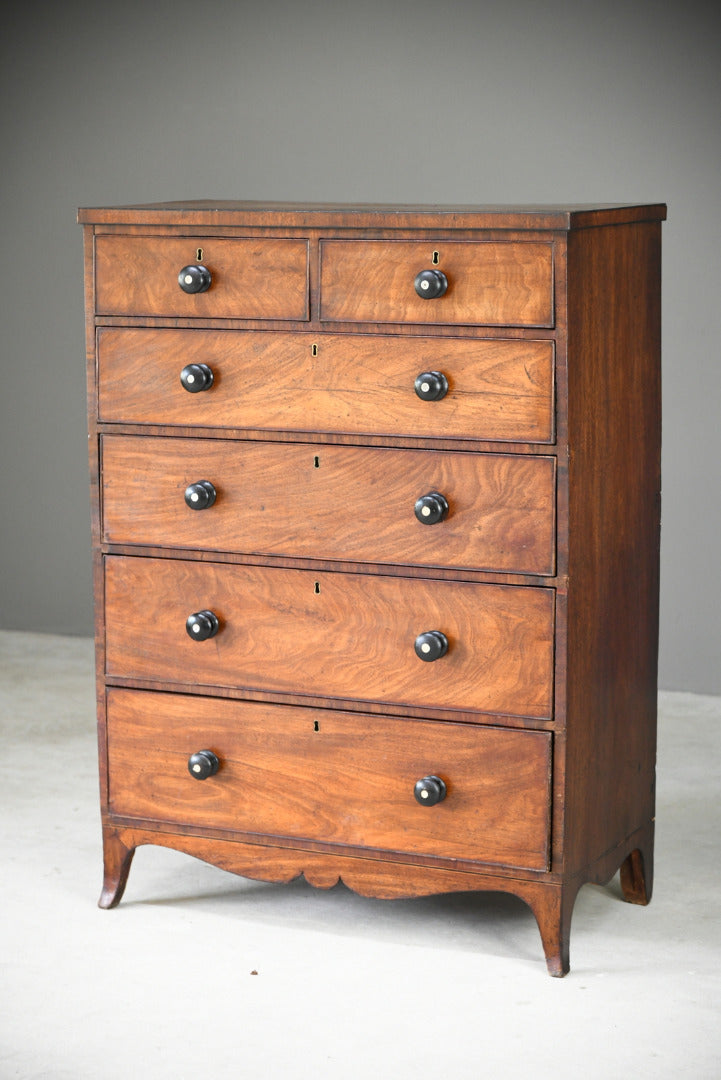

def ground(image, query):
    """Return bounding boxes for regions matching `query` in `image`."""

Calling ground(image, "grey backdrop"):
[1,0,719,692]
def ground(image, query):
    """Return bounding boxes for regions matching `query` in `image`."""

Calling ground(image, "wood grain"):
[96,818,655,974]
[94,235,309,319]
[79,201,667,232]
[320,240,553,326]
[97,328,556,444]
[101,435,556,575]
[562,220,662,877]
[106,688,552,870]
[103,555,555,718]
[82,202,665,974]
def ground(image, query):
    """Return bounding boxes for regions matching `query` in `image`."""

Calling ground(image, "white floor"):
[1,630,720,1079]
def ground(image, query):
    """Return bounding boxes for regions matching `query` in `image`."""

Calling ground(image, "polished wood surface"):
[104,555,555,717]
[94,235,309,319]
[101,435,556,575]
[319,240,554,326]
[79,200,667,231]
[82,202,665,975]
[106,688,552,869]
[97,328,556,444]
[98,819,655,976]
[562,220,662,877]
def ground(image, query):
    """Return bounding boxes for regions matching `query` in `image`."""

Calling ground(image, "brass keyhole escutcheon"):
[196,247,204,261]
[432,250,440,265]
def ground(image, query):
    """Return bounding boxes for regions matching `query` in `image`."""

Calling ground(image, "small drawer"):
[104,556,555,719]
[94,235,309,320]
[320,240,554,327]
[106,687,552,870]
[101,435,556,576]
[97,328,555,444]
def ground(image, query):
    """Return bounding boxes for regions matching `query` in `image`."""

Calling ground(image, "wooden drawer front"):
[102,436,556,575]
[104,556,554,718]
[94,235,309,320]
[97,328,555,444]
[106,688,552,870]
[320,241,554,327]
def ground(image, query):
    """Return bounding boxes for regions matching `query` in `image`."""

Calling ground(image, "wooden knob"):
[180,364,214,393]
[414,492,449,525]
[178,264,211,294]
[414,371,448,401]
[186,610,220,641]
[414,775,447,806]
[414,631,449,662]
[414,269,448,299]
[184,481,217,510]
[188,750,220,780]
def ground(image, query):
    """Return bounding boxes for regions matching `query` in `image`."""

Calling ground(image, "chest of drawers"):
[79,201,665,975]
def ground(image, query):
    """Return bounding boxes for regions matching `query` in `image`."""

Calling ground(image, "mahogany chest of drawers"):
[79,201,666,975]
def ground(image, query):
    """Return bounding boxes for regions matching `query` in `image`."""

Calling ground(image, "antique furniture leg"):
[98,827,135,909]
[524,882,580,978]
[620,828,654,905]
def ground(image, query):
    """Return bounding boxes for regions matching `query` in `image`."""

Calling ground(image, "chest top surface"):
[78,201,667,230]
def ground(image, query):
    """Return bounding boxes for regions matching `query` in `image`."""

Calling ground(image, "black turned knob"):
[414,775,447,806]
[414,492,449,525]
[414,269,448,299]
[178,264,212,294]
[414,371,448,401]
[180,363,214,393]
[184,480,217,510]
[188,750,220,780]
[414,630,449,662]
[186,610,220,641]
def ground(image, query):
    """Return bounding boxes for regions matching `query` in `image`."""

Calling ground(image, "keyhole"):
[314,581,321,594]
[196,247,204,261]
[313,720,320,732]
[313,455,320,469]
[311,343,318,357]
[432,250,440,265]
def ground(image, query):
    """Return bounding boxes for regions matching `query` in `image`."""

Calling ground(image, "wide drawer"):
[106,688,552,870]
[320,240,554,326]
[101,435,556,576]
[104,556,554,718]
[97,328,556,444]
[94,235,309,320]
